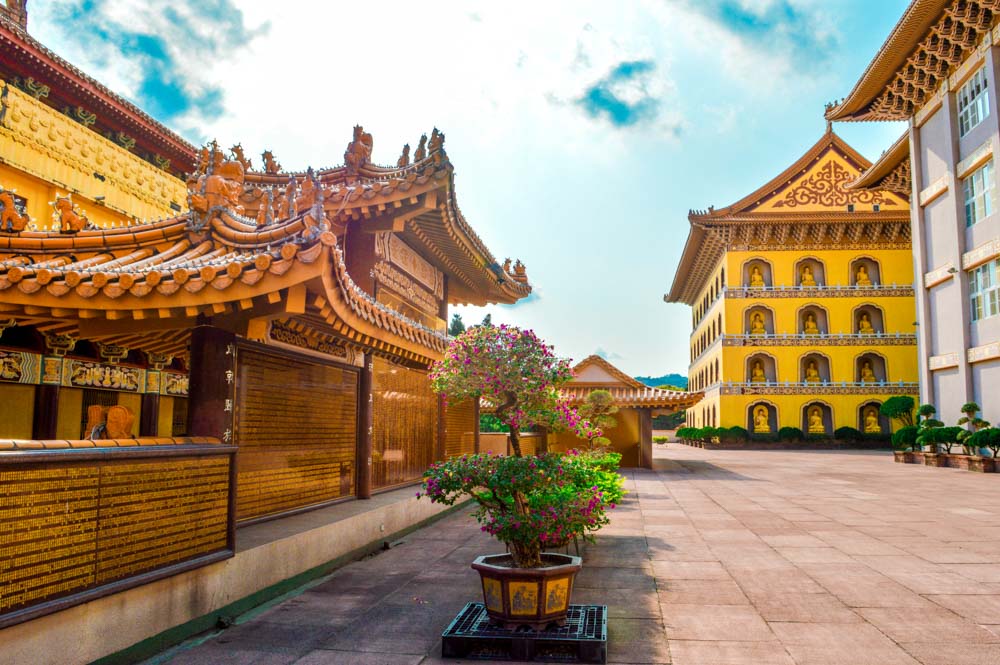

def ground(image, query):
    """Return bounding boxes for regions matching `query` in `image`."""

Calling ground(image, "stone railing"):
[720,381,920,396]
[727,284,915,299]
[724,332,917,346]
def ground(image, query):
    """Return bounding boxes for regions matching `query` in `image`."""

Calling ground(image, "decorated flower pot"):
[921,452,943,467]
[472,553,582,630]
[893,451,907,463]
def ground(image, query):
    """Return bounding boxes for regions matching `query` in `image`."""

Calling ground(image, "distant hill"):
[635,373,688,389]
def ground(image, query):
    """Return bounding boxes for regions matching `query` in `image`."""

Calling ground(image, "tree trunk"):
[509,427,523,457]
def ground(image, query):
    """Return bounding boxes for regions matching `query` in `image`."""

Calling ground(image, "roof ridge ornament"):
[187,140,246,234]
[0,185,29,233]
[344,125,373,179]
[262,149,282,174]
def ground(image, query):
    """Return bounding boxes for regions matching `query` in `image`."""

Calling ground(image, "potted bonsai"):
[916,404,944,466]
[968,427,1000,472]
[421,324,610,629]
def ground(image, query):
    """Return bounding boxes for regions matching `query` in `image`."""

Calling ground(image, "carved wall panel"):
[444,398,477,458]
[235,348,358,521]
[372,356,437,489]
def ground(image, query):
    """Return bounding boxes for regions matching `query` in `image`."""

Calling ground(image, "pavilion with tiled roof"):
[548,354,701,468]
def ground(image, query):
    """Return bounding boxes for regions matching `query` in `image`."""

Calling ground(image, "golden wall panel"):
[0,81,186,225]
[372,357,437,489]
[0,454,230,620]
[235,349,358,521]
[444,399,476,459]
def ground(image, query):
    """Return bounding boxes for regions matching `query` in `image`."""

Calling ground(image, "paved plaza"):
[151,447,1000,665]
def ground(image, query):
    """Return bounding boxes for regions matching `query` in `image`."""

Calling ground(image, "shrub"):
[969,428,1000,457]
[917,403,937,424]
[778,426,804,442]
[834,426,862,441]
[675,427,695,440]
[880,396,915,427]
[722,426,749,442]
[652,436,669,444]
[891,425,919,451]
[695,426,718,441]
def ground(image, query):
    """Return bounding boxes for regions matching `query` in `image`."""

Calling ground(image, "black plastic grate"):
[442,602,607,663]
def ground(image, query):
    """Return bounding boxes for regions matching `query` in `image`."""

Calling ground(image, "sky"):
[29,0,911,378]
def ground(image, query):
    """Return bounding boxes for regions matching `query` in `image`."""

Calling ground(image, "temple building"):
[665,129,920,437]
[826,0,1000,421]
[551,355,701,466]
[0,3,532,658]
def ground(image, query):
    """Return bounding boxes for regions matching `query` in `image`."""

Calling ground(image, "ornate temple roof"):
[563,355,701,410]
[847,133,911,196]
[0,131,531,365]
[825,0,1000,122]
[0,9,197,174]
[665,129,911,306]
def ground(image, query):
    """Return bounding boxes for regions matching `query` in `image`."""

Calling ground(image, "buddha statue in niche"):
[860,360,877,383]
[803,312,820,336]
[864,407,881,434]
[749,312,767,336]
[749,264,766,288]
[750,360,767,383]
[808,407,825,434]
[858,313,876,335]
[804,360,822,384]
[753,406,770,433]
[800,265,817,287]
[856,264,873,287]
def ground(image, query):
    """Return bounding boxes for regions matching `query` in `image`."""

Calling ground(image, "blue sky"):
[31,0,910,377]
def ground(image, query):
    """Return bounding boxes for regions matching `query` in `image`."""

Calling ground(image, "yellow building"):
[0,5,194,232]
[666,129,920,437]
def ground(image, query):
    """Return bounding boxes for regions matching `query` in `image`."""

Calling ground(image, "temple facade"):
[0,1,531,643]
[666,130,919,437]
[827,0,1000,422]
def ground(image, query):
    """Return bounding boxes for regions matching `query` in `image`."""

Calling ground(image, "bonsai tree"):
[969,427,1000,458]
[917,403,937,426]
[891,425,919,451]
[880,396,915,427]
[423,324,605,568]
[578,389,618,449]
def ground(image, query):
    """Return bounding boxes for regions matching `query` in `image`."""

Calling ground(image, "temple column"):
[356,353,373,500]
[436,395,447,461]
[32,384,59,440]
[139,393,160,437]
[473,400,481,453]
[186,325,236,441]
[638,408,653,470]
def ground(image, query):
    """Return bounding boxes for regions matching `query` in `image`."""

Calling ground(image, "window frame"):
[958,67,990,138]
[963,160,994,227]
[969,259,1000,323]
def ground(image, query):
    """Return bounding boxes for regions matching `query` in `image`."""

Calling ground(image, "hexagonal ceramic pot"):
[471,553,582,630]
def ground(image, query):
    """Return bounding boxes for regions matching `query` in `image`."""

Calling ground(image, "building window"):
[958,67,989,137]
[963,160,994,227]
[969,259,1000,322]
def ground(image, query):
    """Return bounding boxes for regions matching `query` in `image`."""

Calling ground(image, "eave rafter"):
[828,0,1000,122]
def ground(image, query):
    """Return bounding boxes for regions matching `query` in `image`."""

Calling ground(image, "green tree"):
[578,389,619,449]
[880,396,915,427]
[480,313,492,327]
[447,313,466,337]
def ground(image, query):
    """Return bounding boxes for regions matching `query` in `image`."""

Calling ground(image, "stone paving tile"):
[667,640,796,665]
[898,642,1000,665]
[857,606,1000,643]
[151,447,1000,665]
[656,578,750,605]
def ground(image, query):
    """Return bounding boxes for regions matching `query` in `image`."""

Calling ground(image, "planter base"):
[472,553,582,630]
[442,601,607,663]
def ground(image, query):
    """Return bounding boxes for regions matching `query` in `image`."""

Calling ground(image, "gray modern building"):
[827,0,1000,423]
